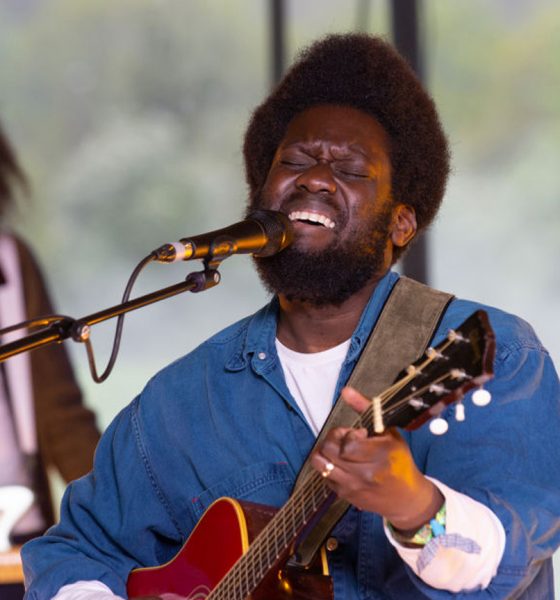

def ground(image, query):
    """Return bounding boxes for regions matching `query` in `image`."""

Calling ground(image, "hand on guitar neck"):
[310,386,444,535]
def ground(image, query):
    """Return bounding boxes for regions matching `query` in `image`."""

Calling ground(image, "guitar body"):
[127,497,333,600]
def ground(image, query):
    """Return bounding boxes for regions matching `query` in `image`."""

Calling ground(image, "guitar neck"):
[208,471,334,600]
[210,410,378,598]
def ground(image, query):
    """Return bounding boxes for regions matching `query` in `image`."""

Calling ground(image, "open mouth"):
[288,210,335,230]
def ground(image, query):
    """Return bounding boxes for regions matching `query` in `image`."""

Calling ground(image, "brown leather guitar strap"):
[291,276,454,566]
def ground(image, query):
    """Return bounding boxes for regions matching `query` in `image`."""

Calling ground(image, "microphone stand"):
[0,264,221,364]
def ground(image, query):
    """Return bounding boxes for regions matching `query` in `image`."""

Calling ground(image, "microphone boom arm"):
[0,266,220,363]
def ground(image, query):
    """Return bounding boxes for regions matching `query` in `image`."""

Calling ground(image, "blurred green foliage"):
[1,0,266,281]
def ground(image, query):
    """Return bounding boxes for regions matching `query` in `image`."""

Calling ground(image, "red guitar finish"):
[127,497,332,600]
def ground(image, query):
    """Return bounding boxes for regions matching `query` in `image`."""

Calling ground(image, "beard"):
[253,204,393,307]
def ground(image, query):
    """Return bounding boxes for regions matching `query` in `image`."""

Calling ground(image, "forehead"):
[279,104,390,156]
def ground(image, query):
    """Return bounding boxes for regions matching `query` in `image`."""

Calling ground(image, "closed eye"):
[338,169,371,179]
[280,160,306,166]
[333,160,372,180]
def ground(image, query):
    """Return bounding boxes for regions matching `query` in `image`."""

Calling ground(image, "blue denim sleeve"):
[22,395,185,600]
[406,327,560,598]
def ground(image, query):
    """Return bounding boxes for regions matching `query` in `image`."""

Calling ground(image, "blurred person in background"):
[0,119,100,598]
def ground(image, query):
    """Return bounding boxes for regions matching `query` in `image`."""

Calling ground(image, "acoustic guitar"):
[127,309,495,600]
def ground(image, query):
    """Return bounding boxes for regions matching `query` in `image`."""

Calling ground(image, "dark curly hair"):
[0,119,28,220]
[243,33,450,245]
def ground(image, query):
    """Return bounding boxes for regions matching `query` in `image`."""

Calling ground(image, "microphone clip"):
[186,265,221,293]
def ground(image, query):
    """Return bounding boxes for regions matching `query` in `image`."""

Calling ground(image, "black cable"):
[84,253,155,383]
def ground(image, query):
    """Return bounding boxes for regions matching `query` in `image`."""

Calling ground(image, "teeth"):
[288,210,335,229]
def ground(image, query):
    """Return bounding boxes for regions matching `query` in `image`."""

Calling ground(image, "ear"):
[391,204,417,248]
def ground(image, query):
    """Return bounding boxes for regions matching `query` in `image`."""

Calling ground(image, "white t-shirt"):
[275,337,350,434]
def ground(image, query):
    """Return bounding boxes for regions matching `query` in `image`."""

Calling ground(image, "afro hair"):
[243,33,450,236]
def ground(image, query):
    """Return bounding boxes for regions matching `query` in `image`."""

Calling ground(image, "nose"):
[295,162,336,194]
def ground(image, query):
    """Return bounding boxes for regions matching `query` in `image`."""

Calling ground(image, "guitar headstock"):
[375,310,495,433]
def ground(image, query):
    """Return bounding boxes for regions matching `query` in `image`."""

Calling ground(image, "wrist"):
[388,501,447,548]
[389,483,444,532]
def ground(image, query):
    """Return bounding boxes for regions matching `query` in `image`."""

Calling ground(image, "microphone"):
[152,210,293,263]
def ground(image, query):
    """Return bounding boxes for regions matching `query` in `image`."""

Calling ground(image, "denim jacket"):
[23,271,560,599]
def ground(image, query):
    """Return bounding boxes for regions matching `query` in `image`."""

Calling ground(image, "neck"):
[276,274,385,353]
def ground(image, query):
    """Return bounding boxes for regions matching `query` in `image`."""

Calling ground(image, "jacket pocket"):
[189,460,295,521]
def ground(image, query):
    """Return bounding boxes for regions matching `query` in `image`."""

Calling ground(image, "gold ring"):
[321,462,335,478]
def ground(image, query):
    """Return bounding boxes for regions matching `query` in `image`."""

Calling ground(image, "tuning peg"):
[429,383,449,395]
[426,347,445,360]
[472,388,492,407]
[406,365,421,377]
[429,417,449,435]
[455,402,466,422]
[447,329,467,343]
[450,368,469,381]
[408,397,426,410]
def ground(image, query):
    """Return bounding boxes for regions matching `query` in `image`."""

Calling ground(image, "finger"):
[341,386,372,413]
[311,434,368,477]
[339,433,388,463]
[310,451,338,480]
[339,428,402,464]
[312,442,392,501]
[320,427,368,461]
[339,427,369,453]
[310,451,376,507]
[319,426,359,453]
[310,452,356,493]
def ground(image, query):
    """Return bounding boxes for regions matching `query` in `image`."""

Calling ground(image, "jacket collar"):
[225,270,400,371]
